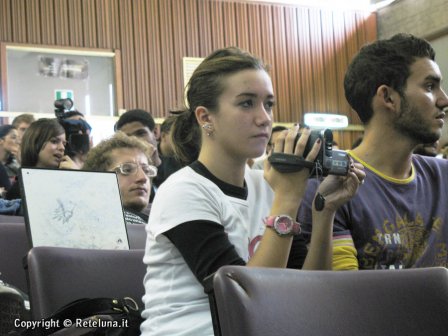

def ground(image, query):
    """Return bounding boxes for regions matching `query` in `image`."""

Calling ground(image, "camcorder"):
[54,98,92,158]
[268,128,349,177]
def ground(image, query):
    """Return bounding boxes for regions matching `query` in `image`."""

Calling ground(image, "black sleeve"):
[287,234,308,269]
[164,220,246,285]
[0,163,11,190]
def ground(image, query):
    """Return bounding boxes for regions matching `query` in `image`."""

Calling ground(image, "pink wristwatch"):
[264,215,301,236]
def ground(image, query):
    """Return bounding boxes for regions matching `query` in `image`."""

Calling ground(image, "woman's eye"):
[265,101,275,111]
[426,83,435,91]
[240,100,253,108]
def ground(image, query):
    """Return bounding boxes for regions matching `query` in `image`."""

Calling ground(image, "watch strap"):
[264,215,301,236]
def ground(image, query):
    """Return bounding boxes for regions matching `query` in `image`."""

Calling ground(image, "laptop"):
[20,168,129,250]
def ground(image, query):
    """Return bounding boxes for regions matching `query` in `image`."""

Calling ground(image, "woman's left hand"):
[315,160,365,213]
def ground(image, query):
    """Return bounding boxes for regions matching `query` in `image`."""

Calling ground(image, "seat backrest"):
[126,223,147,249]
[0,221,30,293]
[26,246,146,319]
[207,265,448,336]
[0,215,26,224]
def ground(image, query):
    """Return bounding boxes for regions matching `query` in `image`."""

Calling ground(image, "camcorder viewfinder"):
[54,98,91,157]
[268,128,349,177]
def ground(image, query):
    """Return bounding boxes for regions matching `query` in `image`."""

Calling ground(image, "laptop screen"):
[20,168,129,250]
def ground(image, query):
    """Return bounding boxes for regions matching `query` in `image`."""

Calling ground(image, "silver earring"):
[202,123,213,136]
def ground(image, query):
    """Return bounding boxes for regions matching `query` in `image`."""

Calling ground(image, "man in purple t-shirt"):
[298,33,448,270]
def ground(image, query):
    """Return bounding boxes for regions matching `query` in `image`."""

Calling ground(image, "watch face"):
[274,216,292,234]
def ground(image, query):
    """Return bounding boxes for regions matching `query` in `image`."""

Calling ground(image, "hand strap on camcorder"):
[267,153,316,173]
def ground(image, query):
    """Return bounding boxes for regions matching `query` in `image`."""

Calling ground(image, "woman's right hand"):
[264,126,321,201]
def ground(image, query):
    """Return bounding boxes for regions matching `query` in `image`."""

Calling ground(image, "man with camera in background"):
[54,99,92,169]
[297,33,448,270]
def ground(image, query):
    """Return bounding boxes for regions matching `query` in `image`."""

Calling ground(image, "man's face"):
[109,148,151,212]
[16,122,31,141]
[118,121,161,166]
[393,58,448,144]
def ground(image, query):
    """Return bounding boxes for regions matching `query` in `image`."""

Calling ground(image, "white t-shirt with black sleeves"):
[141,162,273,336]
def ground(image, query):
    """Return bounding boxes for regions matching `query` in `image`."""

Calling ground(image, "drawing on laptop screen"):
[20,168,129,250]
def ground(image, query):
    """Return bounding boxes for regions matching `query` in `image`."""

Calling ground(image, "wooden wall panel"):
[248,4,262,58]
[146,0,164,114]
[54,0,69,46]
[0,0,377,135]
[40,0,56,45]
[184,0,200,56]
[67,0,84,47]
[235,2,250,51]
[284,6,303,123]
[26,0,41,44]
[198,0,213,55]
[308,8,326,112]
[222,1,237,47]
[96,0,117,49]
[133,0,151,110]
[172,0,187,110]
[297,7,314,115]
[11,0,27,43]
[0,0,13,41]
[332,10,351,117]
[159,0,176,113]
[271,6,289,122]
[118,0,136,108]
[320,10,338,113]
[210,0,225,51]
[82,0,98,48]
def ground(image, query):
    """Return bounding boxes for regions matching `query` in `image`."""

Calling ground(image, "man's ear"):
[377,85,398,110]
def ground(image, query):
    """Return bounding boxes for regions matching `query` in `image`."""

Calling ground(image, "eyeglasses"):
[114,162,157,178]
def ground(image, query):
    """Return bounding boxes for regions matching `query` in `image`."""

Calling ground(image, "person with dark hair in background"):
[252,125,288,170]
[5,119,78,200]
[83,132,156,225]
[0,125,18,194]
[298,33,448,271]
[152,115,183,188]
[115,109,161,167]
[0,125,20,183]
[57,110,93,169]
[141,47,365,335]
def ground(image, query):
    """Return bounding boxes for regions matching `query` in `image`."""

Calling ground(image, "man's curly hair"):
[83,131,154,172]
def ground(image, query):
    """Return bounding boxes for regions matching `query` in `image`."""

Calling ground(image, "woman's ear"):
[195,106,212,125]
[195,106,215,136]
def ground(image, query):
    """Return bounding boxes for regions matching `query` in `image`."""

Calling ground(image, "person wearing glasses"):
[83,131,156,225]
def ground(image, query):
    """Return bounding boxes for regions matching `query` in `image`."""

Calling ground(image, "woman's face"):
[1,129,20,156]
[209,69,274,161]
[36,133,67,168]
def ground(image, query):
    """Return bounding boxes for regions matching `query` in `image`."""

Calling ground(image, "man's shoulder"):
[412,154,448,177]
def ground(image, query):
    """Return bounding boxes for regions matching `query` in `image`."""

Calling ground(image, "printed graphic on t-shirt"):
[359,213,446,269]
